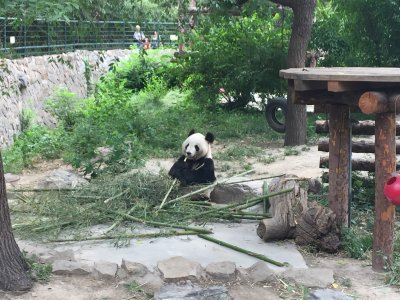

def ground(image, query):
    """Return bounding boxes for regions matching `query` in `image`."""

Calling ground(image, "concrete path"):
[21,222,307,271]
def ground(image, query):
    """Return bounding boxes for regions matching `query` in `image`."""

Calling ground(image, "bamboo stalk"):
[165,169,255,207]
[198,234,287,267]
[104,206,135,234]
[113,211,213,234]
[12,188,75,192]
[262,181,270,214]
[157,179,177,211]
[49,231,199,242]
[180,188,293,221]
[104,189,128,204]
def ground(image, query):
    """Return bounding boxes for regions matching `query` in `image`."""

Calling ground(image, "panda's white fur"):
[182,132,212,160]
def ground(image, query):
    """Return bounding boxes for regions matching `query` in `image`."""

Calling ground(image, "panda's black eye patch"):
[185,144,189,149]
[195,145,199,152]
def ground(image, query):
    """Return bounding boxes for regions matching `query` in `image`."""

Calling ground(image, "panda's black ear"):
[188,129,195,136]
[205,132,215,143]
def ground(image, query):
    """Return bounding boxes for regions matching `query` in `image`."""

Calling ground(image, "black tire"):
[265,98,287,133]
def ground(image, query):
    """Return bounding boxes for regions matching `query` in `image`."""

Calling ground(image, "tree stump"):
[257,175,340,253]
[257,175,308,241]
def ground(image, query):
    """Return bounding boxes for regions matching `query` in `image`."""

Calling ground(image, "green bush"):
[45,88,83,131]
[179,13,288,108]
[111,50,181,92]
[3,126,63,173]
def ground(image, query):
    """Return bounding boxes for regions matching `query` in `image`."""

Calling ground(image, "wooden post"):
[373,112,396,272]
[328,105,351,227]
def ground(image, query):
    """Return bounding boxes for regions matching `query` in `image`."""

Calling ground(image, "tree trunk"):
[272,0,316,146]
[189,0,197,30]
[177,0,185,53]
[0,152,33,291]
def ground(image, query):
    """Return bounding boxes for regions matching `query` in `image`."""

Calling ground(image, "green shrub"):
[179,13,288,108]
[341,226,373,259]
[111,50,181,92]
[45,88,82,131]
[3,126,63,173]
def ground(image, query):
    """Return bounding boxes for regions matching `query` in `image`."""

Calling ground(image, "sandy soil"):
[3,144,400,299]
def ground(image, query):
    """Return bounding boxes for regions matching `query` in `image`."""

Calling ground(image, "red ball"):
[384,175,400,205]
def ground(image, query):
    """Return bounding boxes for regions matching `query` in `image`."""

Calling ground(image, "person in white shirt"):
[133,25,145,49]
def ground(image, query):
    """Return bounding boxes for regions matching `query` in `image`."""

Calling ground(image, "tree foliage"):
[311,0,400,67]
[0,0,178,22]
[179,12,289,108]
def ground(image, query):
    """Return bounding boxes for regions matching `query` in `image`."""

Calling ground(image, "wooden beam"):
[319,156,400,172]
[318,139,400,154]
[294,80,326,91]
[372,112,396,272]
[315,120,400,136]
[295,90,362,106]
[328,81,400,92]
[328,105,351,228]
[358,91,400,114]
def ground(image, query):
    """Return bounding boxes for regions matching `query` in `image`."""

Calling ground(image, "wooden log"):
[257,175,340,253]
[315,120,400,135]
[295,202,340,253]
[328,105,350,227]
[372,112,396,272]
[257,175,307,241]
[295,90,362,106]
[358,91,400,114]
[318,139,400,154]
[319,156,400,172]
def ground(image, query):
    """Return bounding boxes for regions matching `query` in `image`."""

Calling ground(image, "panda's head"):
[182,129,215,160]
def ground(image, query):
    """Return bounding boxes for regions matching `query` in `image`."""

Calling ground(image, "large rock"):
[205,261,236,282]
[157,256,203,282]
[154,283,231,300]
[282,268,334,288]
[210,177,263,204]
[36,169,88,189]
[52,260,92,276]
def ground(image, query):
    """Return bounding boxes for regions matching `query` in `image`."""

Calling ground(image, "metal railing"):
[0,18,179,57]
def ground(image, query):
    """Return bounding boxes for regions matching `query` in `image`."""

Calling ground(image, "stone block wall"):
[0,49,132,147]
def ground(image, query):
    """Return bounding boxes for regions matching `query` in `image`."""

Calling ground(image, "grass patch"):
[23,252,52,283]
[214,144,264,161]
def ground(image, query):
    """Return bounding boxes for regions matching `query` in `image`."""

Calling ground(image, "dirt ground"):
[3,144,400,299]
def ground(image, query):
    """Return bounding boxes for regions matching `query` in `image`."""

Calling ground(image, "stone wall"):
[0,49,132,147]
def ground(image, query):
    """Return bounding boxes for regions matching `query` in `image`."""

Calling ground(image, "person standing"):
[133,25,145,49]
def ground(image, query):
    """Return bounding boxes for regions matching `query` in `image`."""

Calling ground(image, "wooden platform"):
[279,67,400,272]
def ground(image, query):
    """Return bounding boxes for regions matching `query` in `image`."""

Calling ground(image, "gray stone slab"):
[283,267,334,288]
[240,261,277,283]
[52,260,92,276]
[205,261,236,282]
[92,261,118,280]
[58,222,307,271]
[154,284,231,300]
[308,288,353,300]
[158,256,203,282]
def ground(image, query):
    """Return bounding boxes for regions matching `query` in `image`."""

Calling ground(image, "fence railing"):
[0,18,179,57]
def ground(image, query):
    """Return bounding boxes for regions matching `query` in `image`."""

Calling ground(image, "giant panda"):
[169,129,216,186]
